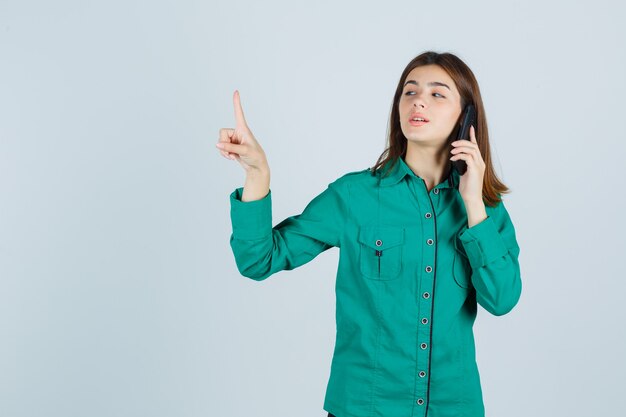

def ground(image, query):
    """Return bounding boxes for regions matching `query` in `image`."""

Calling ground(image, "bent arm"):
[457,199,522,316]
[229,181,347,281]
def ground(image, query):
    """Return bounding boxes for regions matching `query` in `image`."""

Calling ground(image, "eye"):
[404,91,445,98]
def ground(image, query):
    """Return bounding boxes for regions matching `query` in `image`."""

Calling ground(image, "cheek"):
[398,101,409,119]
[442,107,461,126]
[446,112,458,126]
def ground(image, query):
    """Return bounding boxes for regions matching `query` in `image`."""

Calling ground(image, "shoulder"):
[329,167,377,190]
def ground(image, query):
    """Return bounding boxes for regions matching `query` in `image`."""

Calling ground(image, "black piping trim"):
[424,185,438,417]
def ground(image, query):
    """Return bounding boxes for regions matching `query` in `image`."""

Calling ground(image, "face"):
[398,64,463,148]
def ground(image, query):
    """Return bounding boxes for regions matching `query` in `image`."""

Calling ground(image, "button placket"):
[415,181,437,411]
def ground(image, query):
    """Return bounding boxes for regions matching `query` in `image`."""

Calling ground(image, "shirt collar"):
[377,155,460,189]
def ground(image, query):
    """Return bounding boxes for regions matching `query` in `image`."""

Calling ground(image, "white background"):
[1,0,624,416]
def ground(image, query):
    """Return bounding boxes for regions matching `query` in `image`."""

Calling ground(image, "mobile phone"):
[451,103,476,176]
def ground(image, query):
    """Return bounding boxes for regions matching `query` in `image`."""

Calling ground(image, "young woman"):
[216,50,522,417]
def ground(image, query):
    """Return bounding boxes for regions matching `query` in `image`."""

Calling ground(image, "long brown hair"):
[371,51,510,207]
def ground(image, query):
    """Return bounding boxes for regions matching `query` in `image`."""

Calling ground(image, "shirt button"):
[421,318,428,324]
[427,239,433,245]
[375,239,382,246]
[416,399,424,405]
[425,212,432,219]
[419,371,427,377]
[433,188,439,194]
[423,292,430,299]
[425,266,432,273]
[420,343,428,349]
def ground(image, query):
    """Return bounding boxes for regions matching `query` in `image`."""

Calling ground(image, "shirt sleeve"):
[456,198,522,316]
[228,181,347,281]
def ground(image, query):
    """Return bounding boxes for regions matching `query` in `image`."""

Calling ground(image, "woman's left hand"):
[449,125,485,203]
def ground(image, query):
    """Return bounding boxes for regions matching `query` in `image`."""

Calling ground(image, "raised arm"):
[216,90,346,281]
[228,181,346,280]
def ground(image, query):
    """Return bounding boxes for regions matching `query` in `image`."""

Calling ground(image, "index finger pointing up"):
[233,90,248,128]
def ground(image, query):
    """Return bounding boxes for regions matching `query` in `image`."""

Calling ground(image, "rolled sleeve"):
[229,187,273,241]
[457,216,510,269]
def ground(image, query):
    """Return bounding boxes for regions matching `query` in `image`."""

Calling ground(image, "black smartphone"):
[451,103,476,176]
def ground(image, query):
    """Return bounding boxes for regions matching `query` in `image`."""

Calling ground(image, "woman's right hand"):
[216,90,269,174]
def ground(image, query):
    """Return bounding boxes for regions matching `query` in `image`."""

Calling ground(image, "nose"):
[411,91,428,109]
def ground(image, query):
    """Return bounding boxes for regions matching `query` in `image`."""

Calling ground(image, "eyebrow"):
[403,80,451,91]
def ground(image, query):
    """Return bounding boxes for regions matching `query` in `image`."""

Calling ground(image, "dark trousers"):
[327,414,336,417]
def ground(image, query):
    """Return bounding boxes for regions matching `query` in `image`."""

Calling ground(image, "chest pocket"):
[357,226,404,280]
[453,237,472,288]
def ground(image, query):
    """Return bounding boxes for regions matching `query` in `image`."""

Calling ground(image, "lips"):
[409,113,429,123]
[409,113,429,127]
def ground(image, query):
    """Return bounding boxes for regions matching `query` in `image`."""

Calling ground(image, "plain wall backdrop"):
[1,0,625,416]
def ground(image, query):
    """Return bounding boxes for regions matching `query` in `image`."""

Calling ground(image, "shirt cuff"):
[457,216,509,269]
[229,187,272,240]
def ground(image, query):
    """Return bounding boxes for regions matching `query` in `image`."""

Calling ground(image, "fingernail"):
[215,143,224,148]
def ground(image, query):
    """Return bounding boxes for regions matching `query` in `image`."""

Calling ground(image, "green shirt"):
[229,155,522,417]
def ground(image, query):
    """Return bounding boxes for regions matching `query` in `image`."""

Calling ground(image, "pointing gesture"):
[232,88,249,128]
[216,90,269,173]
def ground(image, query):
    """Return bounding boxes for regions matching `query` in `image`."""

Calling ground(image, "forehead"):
[404,65,457,91]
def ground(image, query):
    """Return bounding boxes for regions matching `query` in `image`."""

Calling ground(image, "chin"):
[405,133,433,142]
[406,135,447,147]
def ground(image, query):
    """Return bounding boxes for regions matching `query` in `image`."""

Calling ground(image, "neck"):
[404,141,451,192]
